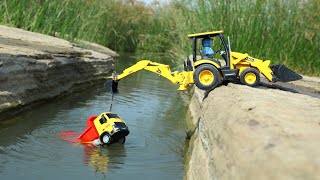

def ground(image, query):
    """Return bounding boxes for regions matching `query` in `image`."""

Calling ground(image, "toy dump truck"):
[78,112,130,146]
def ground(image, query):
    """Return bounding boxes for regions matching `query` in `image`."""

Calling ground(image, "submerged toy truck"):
[78,112,130,146]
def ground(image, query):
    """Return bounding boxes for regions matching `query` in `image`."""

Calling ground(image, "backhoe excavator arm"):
[108,60,194,92]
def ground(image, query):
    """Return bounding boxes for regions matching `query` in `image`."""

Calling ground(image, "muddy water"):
[0,53,189,179]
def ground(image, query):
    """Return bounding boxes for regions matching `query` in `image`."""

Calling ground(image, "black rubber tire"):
[239,68,260,87]
[193,64,221,90]
[100,132,112,145]
[117,137,126,144]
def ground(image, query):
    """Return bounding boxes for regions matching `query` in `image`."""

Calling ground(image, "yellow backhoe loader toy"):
[108,31,302,92]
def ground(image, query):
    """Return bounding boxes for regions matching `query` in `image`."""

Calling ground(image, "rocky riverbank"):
[185,80,320,180]
[0,25,117,120]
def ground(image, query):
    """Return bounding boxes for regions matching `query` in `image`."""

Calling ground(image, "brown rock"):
[0,25,118,119]
[186,84,320,180]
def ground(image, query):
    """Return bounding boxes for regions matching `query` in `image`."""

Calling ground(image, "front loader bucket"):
[270,64,302,82]
[105,78,119,94]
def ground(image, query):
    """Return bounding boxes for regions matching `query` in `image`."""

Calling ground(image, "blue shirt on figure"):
[202,37,214,58]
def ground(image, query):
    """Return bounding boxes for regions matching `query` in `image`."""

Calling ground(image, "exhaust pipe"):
[270,64,302,82]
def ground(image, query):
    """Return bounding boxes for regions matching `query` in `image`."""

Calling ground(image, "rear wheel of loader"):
[240,68,260,87]
[194,64,220,90]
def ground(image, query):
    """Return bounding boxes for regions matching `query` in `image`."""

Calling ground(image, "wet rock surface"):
[0,25,116,119]
[186,81,320,180]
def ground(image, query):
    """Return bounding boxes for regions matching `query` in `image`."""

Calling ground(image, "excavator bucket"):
[112,80,119,94]
[105,78,119,94]
[270,64,302,82]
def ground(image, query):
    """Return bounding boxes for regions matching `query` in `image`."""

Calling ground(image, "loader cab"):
[187,31,231,69]
[186,31,240,85]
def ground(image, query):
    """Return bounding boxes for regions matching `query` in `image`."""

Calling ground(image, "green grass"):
[0,0,319,75]
[0,0,153,51]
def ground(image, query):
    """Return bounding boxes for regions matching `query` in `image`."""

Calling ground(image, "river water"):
[0,53,190,179]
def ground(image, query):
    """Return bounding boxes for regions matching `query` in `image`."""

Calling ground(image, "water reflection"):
[84,146,110,173]
[83,145,126,174]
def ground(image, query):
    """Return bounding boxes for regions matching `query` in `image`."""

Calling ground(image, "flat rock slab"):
[186,83,320,180]
[0,25,117,119]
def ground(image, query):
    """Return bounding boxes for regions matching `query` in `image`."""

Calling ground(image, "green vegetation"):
[152,0,320,75]
[0,0,319,75]
[0,0,153,51]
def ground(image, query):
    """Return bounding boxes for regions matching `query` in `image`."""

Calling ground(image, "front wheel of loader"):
[194,64,221,90]
[240,68,260,87]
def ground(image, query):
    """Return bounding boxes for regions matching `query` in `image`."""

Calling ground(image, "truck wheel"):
[117,137,126,144]
[240,68,260,87]
[100,132,112,145]
[194,64,220,90]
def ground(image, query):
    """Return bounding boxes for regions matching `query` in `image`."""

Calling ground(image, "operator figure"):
[202,37,214,59]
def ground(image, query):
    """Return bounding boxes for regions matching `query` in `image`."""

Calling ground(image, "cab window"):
[106,113,119,119]
[99,115,107,124]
